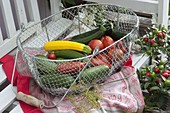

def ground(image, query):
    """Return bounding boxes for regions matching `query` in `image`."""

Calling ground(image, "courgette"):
[70,26,106,44]
[35,54,57,74]
[80,65,109,83]
[54,50,86,59]
[40,74,74,88]
[103,21,114,36]
[44,40,92,54]
[109,31,127,41]
[70,28,100,40]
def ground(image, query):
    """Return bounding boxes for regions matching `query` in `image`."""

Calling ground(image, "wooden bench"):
[0,0,167,112]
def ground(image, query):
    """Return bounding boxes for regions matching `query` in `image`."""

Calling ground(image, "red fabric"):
[1,54,133,113]
[0,55,18,85]
[17,75,42,113]
[0,55,42,113]
[123,57,133,67]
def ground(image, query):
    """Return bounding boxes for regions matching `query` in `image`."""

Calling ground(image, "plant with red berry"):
[135,25,168,58]
[137,60,170,111]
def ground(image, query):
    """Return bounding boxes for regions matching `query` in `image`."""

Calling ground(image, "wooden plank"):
[13,0,28,27]
[0,28,3,45]
[0,0,16,38]
[85,0,158,14]
[0,84,16,113]
[50,0,62,21]
[158,0,169,28]
[9,104,23,113]
[0,64,7,85]
[0,22,35,58]
[132,54,150,69]
[50,0,61,15]
[25,0,40,22]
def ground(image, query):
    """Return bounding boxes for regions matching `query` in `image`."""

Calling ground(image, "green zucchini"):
[80,65,109,83]
[35,54,57,74]
[70,28,100,40]
[40,74,74,88]
[70,26,106,44]
[103,21,114,36]
[54,50,86,59]
[109,31,127,41]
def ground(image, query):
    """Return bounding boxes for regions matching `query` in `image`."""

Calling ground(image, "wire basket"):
[16,4,139,96]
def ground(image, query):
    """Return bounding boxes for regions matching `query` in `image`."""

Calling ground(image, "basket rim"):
[16,3,139,62]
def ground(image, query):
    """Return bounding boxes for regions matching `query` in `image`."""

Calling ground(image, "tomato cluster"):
[88,36,127,68]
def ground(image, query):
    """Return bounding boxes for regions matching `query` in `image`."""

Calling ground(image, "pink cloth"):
[1,54,144,113]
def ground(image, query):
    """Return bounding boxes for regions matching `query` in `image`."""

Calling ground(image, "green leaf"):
[161,75,166,81]
[137,69,141,80]
[144,82,151,89]
[62,0,76,5]
[153,51,161,55]
[150,86,160,91]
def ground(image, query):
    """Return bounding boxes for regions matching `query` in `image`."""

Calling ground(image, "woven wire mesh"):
[16,4,139,96]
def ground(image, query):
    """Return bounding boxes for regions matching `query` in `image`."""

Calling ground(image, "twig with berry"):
[135,25,167,57]
[135,25,170,111]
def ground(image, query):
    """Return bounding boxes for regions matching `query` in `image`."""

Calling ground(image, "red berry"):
[157,32,165,38]
[146,72,151,77]
[158,39,164,46]
[163,70,170,73]
[150,39,155,45]
[162,72,169,78]
[154,68,160,74]
[143,37,149,42]
[162,32,165,38]
[156,78,163,84]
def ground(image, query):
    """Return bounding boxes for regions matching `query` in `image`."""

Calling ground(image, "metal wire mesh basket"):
[16,4,139,96]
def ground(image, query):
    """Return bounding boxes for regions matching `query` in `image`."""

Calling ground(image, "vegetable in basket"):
[35,54,58,74]
[44,40,91,54]
[40,74,74,88]
[54,50,86,59]
[70,25,106,44]
[88,39,104,52]
[80,64,109,83]
[57,61,86,74]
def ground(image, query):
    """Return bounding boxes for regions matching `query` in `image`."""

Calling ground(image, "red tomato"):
[108,48,114,57]
[116,40,124,48]
[121,46,127,53]
[108,48,124,60]
[91,58,106,66]
[91,58,111,68]
[88,40,104,52]
[47,52,56,60]
[101,36,114,48]
[97,53,110,63]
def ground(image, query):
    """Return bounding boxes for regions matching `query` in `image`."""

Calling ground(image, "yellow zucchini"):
[44,40,92,54]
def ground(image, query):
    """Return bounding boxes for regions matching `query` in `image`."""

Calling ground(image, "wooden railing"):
[0,0,61,58]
